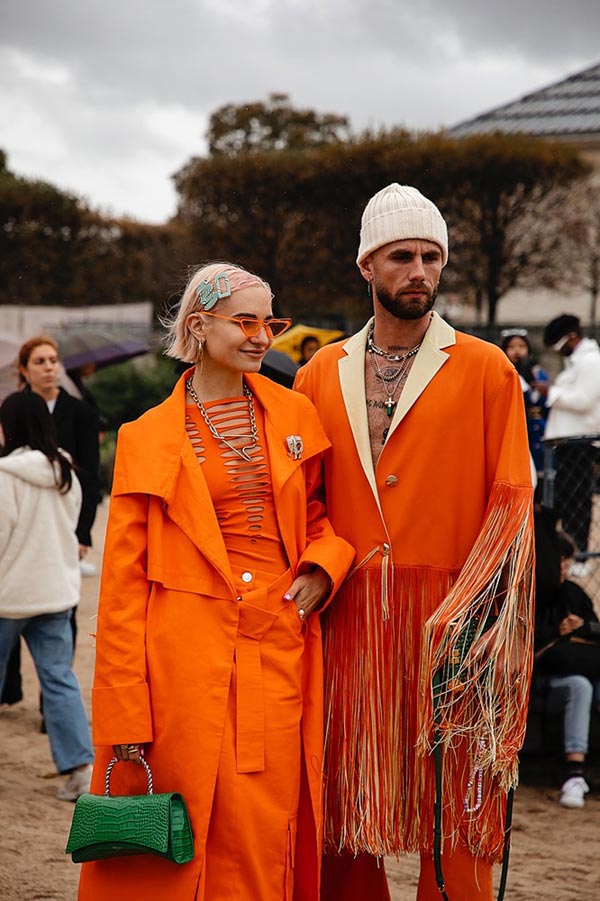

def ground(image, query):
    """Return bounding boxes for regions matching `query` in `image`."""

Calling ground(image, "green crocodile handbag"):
[65,757,194,864]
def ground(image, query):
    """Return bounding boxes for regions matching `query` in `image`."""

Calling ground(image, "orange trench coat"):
[78,370,355,901]
[295,313,535,864]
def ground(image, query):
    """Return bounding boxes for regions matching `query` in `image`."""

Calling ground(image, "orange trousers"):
[321,847,493,901]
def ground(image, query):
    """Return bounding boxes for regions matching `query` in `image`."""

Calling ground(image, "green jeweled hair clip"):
[195,272,232,311]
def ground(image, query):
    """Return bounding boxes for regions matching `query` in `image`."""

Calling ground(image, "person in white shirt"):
[543,314,600,574]
[0,391,94,801]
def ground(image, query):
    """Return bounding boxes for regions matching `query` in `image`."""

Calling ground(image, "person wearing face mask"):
[500,329,549,476]
[78,262,354,901]
[543,315,600,576]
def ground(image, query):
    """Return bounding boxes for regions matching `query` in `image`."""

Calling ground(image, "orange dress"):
[295,313,535,868]
[78,371,355,901]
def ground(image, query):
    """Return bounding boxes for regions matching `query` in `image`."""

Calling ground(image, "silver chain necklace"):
[366,326,422,417]
[368,349,419,417]
[366,318,430,362]
[186,377,258,463]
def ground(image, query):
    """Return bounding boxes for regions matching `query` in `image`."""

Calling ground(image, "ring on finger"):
[298,608,305,619]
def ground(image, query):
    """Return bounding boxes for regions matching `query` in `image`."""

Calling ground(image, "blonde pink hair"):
[164,262,273,363]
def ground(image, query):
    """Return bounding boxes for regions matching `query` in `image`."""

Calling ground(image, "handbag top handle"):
[104,756,154,797]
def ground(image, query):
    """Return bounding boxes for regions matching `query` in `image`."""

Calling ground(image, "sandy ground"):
[1,499,599,900]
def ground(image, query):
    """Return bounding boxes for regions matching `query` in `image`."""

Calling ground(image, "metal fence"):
[522,435,600,759]
[542,435,600,601]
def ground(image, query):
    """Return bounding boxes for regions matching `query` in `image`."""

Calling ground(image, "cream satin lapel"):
[386,332,451,441]
[338,330,378,499]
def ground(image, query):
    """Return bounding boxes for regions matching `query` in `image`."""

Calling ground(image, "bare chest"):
[365,352,416,466]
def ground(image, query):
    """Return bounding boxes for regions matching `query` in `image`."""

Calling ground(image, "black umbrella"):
[57,328,150,372]
[260,348,299,388]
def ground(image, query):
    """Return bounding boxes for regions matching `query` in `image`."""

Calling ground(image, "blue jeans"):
[546,674,600,755]
[0,611,94,773]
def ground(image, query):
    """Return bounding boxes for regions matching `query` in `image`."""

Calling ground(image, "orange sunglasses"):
[200,311,292,339]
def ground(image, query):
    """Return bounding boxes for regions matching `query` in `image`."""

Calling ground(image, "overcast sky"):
[1,0,598,224]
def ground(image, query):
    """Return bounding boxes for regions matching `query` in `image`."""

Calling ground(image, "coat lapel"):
[338,321,375,494]
[338,313,456,500]
[385,312,455,441]
[114,370,235,589]
[116,371,331,586]
[164,435,235,588]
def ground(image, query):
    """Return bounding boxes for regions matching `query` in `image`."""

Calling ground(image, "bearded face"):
[365,239,443,321]
[373,278,438,320]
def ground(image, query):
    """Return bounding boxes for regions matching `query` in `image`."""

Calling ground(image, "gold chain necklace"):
[186,377,258,463]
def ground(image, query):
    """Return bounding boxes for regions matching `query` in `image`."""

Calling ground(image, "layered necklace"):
[186,377,258,463]
[367,323,422,418]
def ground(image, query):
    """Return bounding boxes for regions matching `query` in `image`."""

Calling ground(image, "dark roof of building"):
[450,62,600,138]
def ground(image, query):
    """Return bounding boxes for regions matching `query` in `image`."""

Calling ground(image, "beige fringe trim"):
[321,482,534,861]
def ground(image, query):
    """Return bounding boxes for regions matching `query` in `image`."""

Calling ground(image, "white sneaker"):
[79,559,97,578]
[569,561,591,578]
[56,765,92,802]
[559,775,589,809]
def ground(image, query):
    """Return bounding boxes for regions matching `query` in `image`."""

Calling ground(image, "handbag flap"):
[66,792,175,855]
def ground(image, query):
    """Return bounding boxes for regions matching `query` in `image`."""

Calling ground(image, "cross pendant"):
[385,399,396,417]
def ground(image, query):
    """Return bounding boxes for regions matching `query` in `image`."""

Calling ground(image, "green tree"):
[0,152,187,316]
[439,133,588,324]
[174,125,587,326]
[207,93,351,157]
[88,352,179,429]
[559,180,600,327]
[0,160,90,305]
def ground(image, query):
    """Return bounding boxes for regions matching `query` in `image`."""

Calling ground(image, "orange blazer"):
[295,313,535,862]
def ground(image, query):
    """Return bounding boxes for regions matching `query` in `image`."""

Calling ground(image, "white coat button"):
[241,571,253,583]
[385,475,398,487]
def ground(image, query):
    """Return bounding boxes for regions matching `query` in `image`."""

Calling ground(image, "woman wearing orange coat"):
[78,262,354,901]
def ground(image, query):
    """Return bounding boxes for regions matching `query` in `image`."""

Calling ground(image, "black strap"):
[432,735,514,901]
[433,735,449,900]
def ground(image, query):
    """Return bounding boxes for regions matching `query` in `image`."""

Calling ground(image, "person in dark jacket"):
[15,336,100,552]
[534,526,600,809]
[0,335,100,708]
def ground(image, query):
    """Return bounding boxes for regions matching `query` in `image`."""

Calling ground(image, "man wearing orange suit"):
[295,184,535,900]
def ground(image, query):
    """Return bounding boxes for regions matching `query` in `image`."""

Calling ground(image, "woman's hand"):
[112,743,144,763]
[283,566,332,619]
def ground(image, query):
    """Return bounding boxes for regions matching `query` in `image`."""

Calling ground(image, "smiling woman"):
[78,261,354,901]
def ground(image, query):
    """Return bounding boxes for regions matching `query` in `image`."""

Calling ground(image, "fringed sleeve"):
[415,364,535,859]
[416,481,535,788]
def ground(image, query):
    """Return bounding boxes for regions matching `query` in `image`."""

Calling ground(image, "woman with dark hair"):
[1,335,101,708]
[17,335,101,556]
[79,262,354,901]
[500,329,549,476]
[0,391,94,800]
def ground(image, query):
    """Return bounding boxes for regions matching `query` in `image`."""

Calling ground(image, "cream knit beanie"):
[357,184,448,266]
